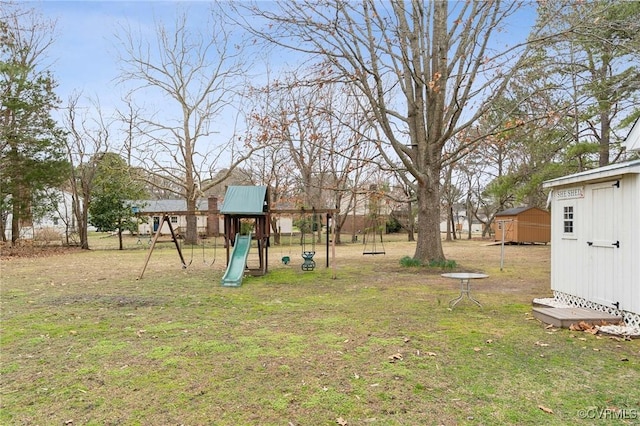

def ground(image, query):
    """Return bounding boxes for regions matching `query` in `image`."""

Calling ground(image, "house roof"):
[135,199,210,213]
[495,206,546,216]
[543,159,640,188]
[220,186,269,215]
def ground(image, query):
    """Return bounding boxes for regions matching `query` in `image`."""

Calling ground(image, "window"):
[170,216,178,224]
[563,206,574,234]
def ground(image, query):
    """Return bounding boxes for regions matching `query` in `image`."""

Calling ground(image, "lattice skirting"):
[553,291,640,328]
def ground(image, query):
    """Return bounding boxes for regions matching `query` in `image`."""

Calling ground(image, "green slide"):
[221,234,251,287]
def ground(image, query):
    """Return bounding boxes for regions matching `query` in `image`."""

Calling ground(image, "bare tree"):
[62,93,114,249]
[116,7,261,244]
[244,67,380,244]
[318,84,379,244]
[236,1,542,262]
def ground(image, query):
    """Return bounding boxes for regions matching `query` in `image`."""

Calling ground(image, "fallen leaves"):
[388,353,403,363]
[538,405,554,414]
[569,321,599,334]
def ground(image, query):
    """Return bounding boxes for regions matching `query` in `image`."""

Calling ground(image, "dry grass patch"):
[1,236,638,425]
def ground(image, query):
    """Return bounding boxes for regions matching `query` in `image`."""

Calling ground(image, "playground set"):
[137,185,339,286]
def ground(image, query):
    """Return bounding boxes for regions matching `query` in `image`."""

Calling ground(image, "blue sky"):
[31,1,536,110]
[34,1,228,109]
[26,0,538,172]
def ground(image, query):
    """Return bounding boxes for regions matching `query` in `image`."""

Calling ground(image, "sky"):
[29,0,537,106]
[32,1,261,114]
[36,1,171,106]
[23,1,537,169]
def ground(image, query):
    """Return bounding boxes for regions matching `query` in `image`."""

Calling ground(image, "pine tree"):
[1,7,69,243]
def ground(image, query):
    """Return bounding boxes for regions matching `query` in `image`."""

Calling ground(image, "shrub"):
[428,259,457,270]
[400,256,423,267]
[385,216,402,233]
[400,256,457,270]
[33,227,62,246]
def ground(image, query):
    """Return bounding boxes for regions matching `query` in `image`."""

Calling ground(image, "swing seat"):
[301,251,316,271]
[282,256,290,265]
[363,251,386,255]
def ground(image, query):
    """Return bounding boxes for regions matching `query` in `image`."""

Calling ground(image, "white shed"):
[543,121,640,327]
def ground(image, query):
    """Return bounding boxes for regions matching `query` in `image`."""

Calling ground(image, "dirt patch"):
[0,243,81,260]
[45,294,165,308]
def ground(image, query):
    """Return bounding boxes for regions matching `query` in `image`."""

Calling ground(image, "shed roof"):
[220,186,269,215]
[543,159,640,189]
[495,206,546,216]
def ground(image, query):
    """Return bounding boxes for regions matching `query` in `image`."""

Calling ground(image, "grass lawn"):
[1,235,639,425]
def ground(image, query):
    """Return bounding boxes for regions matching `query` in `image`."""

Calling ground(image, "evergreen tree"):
[88,152,147,250]
[533,0,640,167]
[0,6,69,243]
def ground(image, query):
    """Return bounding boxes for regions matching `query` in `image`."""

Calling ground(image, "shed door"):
[586,182,621,307]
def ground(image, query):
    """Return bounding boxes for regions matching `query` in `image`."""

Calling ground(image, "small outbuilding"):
[542,119,640,327]
[492,207,550,244]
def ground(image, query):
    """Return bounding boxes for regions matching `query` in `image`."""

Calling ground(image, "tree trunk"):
[413,180,444,262]
[185,196,198,246]
[406,198,415,242]
[11,196,20,245]
[79,204,89,249]
[0,212,6,242]
[270,217,280,245]
[118,219,124,250]
[599,110,611,167]
[75,188,90,249]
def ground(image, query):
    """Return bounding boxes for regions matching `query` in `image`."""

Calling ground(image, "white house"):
[3,190,87,242]
[543,120,640,327]
[135,199,218,237]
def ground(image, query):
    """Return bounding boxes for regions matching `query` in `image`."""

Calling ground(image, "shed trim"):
[543,160,640,189]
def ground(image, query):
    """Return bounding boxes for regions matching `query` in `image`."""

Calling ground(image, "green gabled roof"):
[220,186,269,215]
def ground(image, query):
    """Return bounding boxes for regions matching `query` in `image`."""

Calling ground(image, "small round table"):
[441,273,489,308]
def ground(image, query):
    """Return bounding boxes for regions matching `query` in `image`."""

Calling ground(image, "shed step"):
[532,307,622,328]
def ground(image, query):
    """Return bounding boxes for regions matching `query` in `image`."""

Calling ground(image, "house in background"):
[491,207,550,244]
[2,190,89,242]
[135,198,222,237]
[543,119,640,326]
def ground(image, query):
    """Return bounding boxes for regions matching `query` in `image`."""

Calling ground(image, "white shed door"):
[587,181,621,307]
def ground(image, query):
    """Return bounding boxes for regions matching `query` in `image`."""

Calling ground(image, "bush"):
[33,227,62,246]
[428,259,458,270]
[400,256,423,267]
[386,216,403,233]
[400,256,457,270]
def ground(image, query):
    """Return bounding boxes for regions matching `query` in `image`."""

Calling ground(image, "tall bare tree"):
[244,67,379,244]
[116,7,261,244]
[237,1,543,261]
[62,93,115,249]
